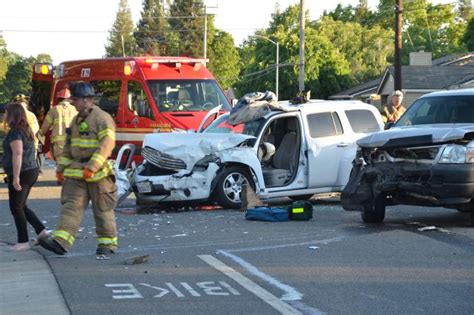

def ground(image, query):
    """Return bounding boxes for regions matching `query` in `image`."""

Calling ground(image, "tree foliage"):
[135,0,175,55]
[207,30,240,90]
[463,17,474,50]
[169,0,212,58]
[105,0,137,57]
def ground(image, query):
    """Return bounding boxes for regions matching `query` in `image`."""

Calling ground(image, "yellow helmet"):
[14,94,30,104]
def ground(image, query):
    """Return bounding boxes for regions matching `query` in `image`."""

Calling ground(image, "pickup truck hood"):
[357,124,474,148]
[143,133,255,167]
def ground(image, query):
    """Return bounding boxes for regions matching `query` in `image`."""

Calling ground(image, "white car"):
[131,100,384,208]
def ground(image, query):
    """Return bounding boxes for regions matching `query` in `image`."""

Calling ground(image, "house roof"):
[330,52,474,99]
[329,77,380,99]
[376,65,474,94]
[432,52,474,66]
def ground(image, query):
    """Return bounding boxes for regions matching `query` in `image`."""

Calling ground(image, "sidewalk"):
[0,242,70,315]
[0,161,69,314]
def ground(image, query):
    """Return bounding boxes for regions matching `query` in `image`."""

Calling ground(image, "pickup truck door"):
[304,110,353,188]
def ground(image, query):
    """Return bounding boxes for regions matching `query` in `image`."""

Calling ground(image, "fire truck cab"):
[32,57,232,158]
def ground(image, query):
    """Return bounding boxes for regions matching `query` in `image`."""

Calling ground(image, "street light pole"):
[255,35,280,99]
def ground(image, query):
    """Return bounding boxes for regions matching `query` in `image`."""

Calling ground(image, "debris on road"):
[309,246,320,250]
[124,255,150,265]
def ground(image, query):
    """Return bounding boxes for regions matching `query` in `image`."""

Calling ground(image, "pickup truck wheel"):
[361,195,386,223]
[213,166,254,209]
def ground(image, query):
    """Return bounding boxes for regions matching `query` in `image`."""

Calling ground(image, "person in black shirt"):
[2,103,49,251]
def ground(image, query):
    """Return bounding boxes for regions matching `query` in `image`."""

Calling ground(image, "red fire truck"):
[31,57,232,159]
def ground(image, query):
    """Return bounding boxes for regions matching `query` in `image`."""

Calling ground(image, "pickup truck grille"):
[385,145,440,163]
[142,146,186,170]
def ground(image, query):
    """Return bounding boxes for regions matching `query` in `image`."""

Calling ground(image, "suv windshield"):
[396,95,474,126]
[203,113,265,136]
[147,80,231,113]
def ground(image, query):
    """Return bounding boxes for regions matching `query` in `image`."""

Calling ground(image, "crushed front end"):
[342,137,474,212]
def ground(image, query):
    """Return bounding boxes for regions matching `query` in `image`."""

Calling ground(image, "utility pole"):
[255,35,279,99]
[394,0,403,91]
[299,0,305,92]
[203,4,218,60]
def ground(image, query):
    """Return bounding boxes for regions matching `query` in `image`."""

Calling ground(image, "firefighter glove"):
[56,172,65,184]
[83,168,94,180]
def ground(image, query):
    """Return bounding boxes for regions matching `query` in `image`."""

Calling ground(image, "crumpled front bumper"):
[342,162,474,210]
[132,163,219,202]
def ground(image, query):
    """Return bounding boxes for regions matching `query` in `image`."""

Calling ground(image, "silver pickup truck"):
[342,89,474,225]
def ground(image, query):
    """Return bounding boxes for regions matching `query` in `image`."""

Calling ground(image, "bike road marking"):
[198,255,302,315]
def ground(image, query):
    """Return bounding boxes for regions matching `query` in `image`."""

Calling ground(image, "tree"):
[3,56,35,99]
[315,16,393,83]
[236,5,351,99]
[402,1,468,59]
[35,54,53,64]
[169,0,214,58]
[459,0,474,21]
[463,18,474,50]
[0,35,9,81]
[135,0,175,55]
[207,30,240,89]
[106,0,137,57]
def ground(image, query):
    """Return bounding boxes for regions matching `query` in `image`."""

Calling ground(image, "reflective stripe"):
[71,138,100,148]
[52,135,66,142]
[52,230,75,246]
[91,152,106,165]
[59,156,73,167]
[98,128,115,140]
[64,160,114,182]
[97,237,118,246]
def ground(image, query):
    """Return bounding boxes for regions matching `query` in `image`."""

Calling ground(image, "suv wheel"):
[361,194,386,223]
[213,166,254,209]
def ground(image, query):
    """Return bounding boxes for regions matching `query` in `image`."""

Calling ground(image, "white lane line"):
[198,255,302,315]
[218,250,303,301]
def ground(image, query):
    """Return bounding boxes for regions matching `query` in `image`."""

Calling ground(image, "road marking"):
[106,281,241,299]
[198,255,302,315]
[218,250,303,301]
[105,283,143,299]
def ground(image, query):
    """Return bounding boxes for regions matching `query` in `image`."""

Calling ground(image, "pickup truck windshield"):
[396,95,474,126]
[147,80,231,113]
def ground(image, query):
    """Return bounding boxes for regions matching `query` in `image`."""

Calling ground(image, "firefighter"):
[38,81,118,256]
[13,94,39,144]
[39,88,78,163]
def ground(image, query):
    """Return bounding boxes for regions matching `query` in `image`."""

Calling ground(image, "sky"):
[0,0,454,64]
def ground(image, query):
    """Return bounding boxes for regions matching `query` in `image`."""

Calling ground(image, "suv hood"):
[357,124,474,148]
[142,133,254,167]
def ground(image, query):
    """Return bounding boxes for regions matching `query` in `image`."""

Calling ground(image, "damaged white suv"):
[132,100,383,208]
[342,89,474,224]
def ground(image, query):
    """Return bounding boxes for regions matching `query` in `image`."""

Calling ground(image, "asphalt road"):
[1,166,473,315]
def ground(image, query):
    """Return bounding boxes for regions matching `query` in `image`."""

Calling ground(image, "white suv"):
[132,100,384,208]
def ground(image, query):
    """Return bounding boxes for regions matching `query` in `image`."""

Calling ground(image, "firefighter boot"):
[96,246,115,255]
[38,235,67,255]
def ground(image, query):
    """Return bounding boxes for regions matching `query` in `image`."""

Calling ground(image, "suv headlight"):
[439,143,473,163]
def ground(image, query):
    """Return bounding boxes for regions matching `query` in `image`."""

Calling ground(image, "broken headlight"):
[439,143,474,163]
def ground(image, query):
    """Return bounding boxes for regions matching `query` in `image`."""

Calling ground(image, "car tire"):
[213,166,254,209]
[361,194,386,223]
[289,194,313,201]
